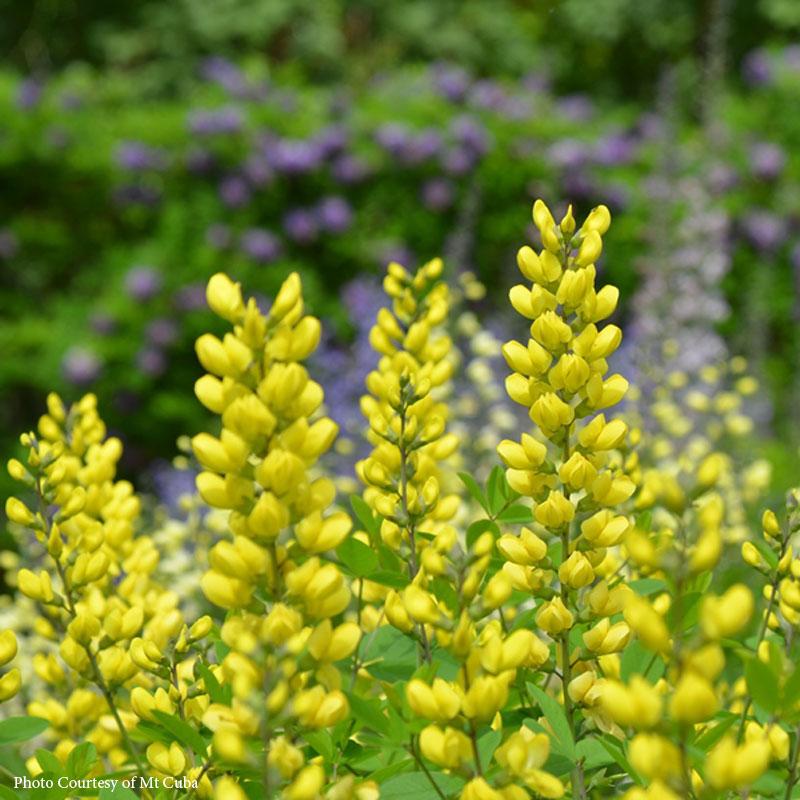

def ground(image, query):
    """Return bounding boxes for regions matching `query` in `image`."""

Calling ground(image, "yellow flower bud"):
[0,631,18,667]
[535,597,573,635]
[670,672,717,723]
[0,668,21,702]
[558,551,594,589]
[700,584,753,639]
[146,742,186,776]
[6,497,34,526]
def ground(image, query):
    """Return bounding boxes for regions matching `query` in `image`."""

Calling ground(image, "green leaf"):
[337,536,379,577]
[346,692,390,735]
[0,788,21,800]
[304,729,335,762]
[360,626,418,682]
[380,771,463,799]
[65,742,96,778]
[526,684,576,761]
[783,665,800,707]
[351,495,380,537]
[368,757,415,783]
[497,503,531,524]
[0,716,48,745]
[628,578,666,596]
[621,640,663,682]
[34,750,63,776]
[746,657,780,714]
[576,737,615,770]
[693,712,737,751]
[458,472,489,512]
[150,710,209,756]
[477,729,502,766]
[598,734,639,781]
[196,661,232,705]
[367,570,409,589]
[486,466,508,515]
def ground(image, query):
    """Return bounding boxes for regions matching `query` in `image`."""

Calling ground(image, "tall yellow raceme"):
[193,272,374,798]
[497,199,635,794]
[352,258,564,800]
[600,442,767,796]
[355,259,460,640]
[5,393,210,787]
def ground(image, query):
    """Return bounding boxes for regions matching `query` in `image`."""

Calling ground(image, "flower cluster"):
[1,195,798,800]
[192,272,375,798]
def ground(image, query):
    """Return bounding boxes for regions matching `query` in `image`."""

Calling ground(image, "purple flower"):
[62,347,101,386]
[421,178,454,212]
[750,142,786,181]
[136,348,167,377]
[283,209,318,245]
[331,155,370,184]
[115,141,168,171]
[450,116,490,156]
[468,80,507,111]
[188,107,244,136]
[441,147,475,176]
[548,139,590,170]
[206,223,232,249]
[240,228,282,263]
[742,49,772,87]
[243,153,274,187]
[146,318,179,347]
[90,313,117,336]
[0,230,18,260]
[267,138,324,174]
[432,64,470,102]
[741,211,787,253]
[317,196,353,233]
[342,278,385,330]
[200,57,248,96]
[375,123,410,156]
[379,245,415,269]
[402,130,443,165]
[185,148,216,174]
[708,164,739,194]
[174,283,207,311]
[315,125,348,158]
[557,94,594,122]
[218,175,251,208]
[125,266,162,301]
[784,45,800,71]
[593,134,635,166]
[16,78,43,110]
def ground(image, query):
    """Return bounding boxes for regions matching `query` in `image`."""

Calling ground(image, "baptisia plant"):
[0,198,795,800]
